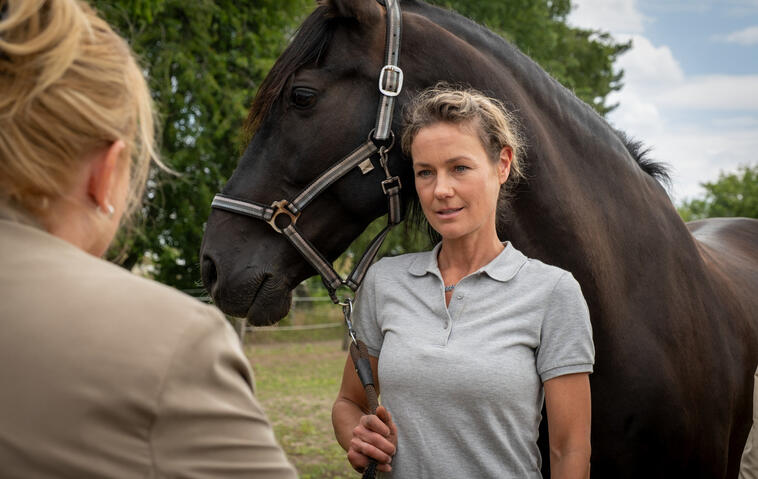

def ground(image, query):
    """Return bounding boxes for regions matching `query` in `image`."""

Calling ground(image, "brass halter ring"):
[267,200,301,233]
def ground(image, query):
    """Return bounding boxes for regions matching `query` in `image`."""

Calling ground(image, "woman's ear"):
[498,146,513,185]
[87,140,125,213]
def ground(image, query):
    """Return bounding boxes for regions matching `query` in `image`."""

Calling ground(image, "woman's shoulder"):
[372,250,431,275]
[1,218,226,332]
[508,245,578,289]
[85,257,226,327]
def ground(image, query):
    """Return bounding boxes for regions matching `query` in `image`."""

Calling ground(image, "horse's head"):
[201,0,414,324]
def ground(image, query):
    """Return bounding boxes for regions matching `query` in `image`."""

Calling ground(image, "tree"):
[92,0,629,291]
[678,165,758,221]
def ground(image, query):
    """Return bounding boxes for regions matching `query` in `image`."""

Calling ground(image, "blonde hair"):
[0,0,160,222]
[402,85,525,187]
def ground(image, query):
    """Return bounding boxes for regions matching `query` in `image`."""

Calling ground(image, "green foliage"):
[93,0,628,290]
[427,0,630,115]
[93,0,314,288]
[678,165,758,221]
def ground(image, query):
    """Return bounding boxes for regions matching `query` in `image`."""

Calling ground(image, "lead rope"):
[343,299,381,478]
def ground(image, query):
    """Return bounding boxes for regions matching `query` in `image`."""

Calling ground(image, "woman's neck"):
[437,228,504,282]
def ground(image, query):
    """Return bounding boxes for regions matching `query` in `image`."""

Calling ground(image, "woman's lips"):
[436,207,463,219]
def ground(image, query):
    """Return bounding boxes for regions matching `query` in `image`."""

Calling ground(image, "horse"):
[199,0,758,476]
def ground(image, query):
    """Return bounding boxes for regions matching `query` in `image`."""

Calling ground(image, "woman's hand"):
[346,405,398,473]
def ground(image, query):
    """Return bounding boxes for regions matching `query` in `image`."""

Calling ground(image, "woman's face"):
[411,121,511,242]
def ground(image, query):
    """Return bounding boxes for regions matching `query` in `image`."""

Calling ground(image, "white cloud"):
[615,35,684,87]
[711,25,758,45]
[568,0,646,35]
[655,75,758,110]
[569,0,758,203]
[642,126,758,201]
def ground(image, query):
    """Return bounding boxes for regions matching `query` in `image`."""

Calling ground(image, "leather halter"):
[211,0,404,303]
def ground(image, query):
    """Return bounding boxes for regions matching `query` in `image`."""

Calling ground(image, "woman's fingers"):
[360,412,391,436]
[347,410,398,472]
[351,426,396,459]
[375,406,398,442]
[346,449,393,473]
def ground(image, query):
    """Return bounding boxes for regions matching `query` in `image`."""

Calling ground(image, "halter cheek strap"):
[211,0,404,303]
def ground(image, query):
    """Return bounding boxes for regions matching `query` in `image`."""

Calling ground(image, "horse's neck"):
[404,1,698,283]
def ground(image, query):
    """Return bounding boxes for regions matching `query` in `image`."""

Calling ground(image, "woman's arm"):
[332,354,397,473]
[544,372,592,479]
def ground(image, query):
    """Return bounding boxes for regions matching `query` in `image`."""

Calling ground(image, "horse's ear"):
[318,0,383,25]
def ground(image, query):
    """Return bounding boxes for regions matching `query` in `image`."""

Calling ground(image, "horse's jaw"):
[201,254,294,326]
[200,216,309,326]
[240,272,293,327]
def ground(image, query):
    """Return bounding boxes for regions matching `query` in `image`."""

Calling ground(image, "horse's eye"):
[291,88,318,109]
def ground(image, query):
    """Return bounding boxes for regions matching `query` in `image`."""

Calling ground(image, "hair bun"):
[0,0,89,112]
[0,0,160,223]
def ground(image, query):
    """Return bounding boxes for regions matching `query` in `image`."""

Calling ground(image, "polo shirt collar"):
[408,242,527,283]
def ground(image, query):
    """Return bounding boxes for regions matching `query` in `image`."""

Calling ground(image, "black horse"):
[200,0,758,476]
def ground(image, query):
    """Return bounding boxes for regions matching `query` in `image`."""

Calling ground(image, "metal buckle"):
[267,200,300,233]
[378,65,403,97]
[381,176,401,195]
[341,298,358,345]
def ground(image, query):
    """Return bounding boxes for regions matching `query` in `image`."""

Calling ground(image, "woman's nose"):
[434,175,454,198]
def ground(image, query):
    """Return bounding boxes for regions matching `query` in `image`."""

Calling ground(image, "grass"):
[245,340,356,478]
[246,299,347,344]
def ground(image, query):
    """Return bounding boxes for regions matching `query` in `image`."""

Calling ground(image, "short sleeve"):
[354,263,384,357]
[536,272,595,383]
[149,306,297,478]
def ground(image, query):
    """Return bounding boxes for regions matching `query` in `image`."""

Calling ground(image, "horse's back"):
[689,217,758,297]
[689,217,758,263]
[689,217,758,477]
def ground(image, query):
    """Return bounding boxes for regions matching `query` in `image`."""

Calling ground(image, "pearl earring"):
[99,204,115,219]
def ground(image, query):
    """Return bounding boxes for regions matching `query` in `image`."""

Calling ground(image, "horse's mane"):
[244,0,670,187]
[615,129,671,187]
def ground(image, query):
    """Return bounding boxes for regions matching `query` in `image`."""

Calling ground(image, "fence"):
[184,289,348,347]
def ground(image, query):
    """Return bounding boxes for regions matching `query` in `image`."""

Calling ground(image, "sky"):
[567,0,758,203]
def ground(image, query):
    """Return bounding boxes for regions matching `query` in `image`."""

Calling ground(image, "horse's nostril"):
[201,255,218,293]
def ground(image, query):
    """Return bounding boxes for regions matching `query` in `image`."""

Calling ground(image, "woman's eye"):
[416,169,432,178]
[291,88,318,109]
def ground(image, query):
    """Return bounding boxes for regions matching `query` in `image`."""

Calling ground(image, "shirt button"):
[457,294,463,299]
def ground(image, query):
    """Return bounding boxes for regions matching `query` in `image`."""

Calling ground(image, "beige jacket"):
[0,214,297,478]
[742,367,758,479]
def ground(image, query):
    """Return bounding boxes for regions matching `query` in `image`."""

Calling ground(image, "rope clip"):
[341,298,358,346]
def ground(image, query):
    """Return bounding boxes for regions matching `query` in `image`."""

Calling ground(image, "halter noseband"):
[211,0,404,303]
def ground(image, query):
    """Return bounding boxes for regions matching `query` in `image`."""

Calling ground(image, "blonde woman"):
[332,87,594,478]
[0,1,295,477]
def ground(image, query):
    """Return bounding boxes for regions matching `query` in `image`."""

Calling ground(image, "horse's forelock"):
[317,0,383,24]
[244,7,336,142]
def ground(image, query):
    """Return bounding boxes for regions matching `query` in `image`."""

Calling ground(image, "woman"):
[0,1,295,477]
[741,367,758,479]
[332,87,594,478]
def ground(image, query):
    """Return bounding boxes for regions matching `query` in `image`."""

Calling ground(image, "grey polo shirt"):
[354,242,594,478]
